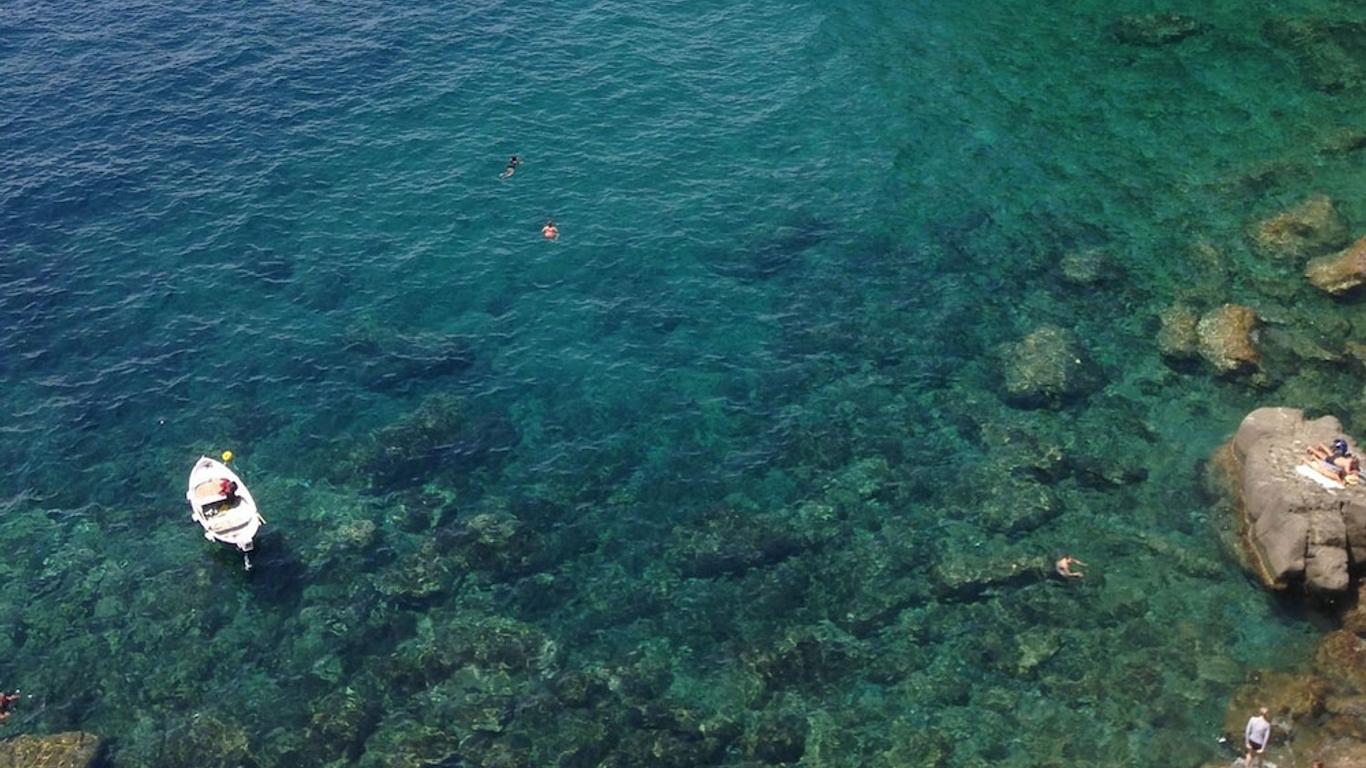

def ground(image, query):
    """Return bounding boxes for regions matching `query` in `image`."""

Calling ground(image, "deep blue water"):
[3,0,1364,765]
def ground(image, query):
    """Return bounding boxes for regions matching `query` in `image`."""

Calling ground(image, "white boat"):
[186,456,264,569]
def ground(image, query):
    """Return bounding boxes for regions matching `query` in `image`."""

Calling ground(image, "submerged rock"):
[972,476,1061,535]
[358,720,459,768]
[441,511,543,578]
[1014,628,1061,675]
[159,713,252,768]
[748,712,808,764]
[1156,305,1200,363]
[306,687,373,761]
[349,394,517,492]
[1249,194,1350,260]
[1306,236,1366,295]
[1196,304,1260,374]
[745,624,862,692]
[1263,18,1366,93]
[1109,13,1206,46]
[0,731,104,767]
[1223,407,1366,594]
[671,509,810,579]
[931,553,1045,600]
[999,325,1101,407]
[1059,248,1115,286]
[375,540,454,602]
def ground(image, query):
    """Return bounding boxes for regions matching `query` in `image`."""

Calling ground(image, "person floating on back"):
[542,219,559,241]
[499,155,521,180]
[1055,555,1086,579]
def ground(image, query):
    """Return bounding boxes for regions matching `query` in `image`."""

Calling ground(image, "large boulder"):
[0,732,104,767]
[1307,236,1366,295]
[1227,407,1366,594]
[1249,194,1350,260]
[1197,304,1261,374]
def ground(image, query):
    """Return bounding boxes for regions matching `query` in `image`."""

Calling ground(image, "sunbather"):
[1306,438,1361,485]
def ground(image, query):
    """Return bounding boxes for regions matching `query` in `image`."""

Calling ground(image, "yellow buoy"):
[221,450,234,463]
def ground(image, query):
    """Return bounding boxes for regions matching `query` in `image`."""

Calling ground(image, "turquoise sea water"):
[3,0,1365,765]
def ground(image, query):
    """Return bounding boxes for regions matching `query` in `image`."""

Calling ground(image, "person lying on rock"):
[1307,438,1361,485]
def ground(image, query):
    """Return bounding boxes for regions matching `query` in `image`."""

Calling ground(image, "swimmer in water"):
[1055,555,1086,579]
[542,219,559,241]
[0,691,20,722]
[499,155,521,180]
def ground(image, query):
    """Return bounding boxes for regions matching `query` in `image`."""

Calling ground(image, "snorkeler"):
[499,155,521,180]
[542,219,559,241]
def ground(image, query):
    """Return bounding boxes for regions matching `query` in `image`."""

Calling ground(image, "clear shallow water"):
[2,0,1363,765]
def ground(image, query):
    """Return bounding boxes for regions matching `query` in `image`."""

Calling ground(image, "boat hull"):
[186,456,263,554]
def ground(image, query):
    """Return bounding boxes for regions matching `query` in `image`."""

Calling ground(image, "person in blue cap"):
[1307,437,1360,484]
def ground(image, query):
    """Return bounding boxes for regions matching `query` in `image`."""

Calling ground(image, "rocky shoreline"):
[1204,407,1366,766]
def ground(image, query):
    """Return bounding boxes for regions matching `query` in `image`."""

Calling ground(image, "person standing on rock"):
[1244,706,1270,767]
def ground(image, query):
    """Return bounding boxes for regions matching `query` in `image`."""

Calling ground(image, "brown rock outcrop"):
[0,731,104,768]
[1197,304,1260,374]
[1225,407,1366,594]
[1157,305,1200,362]
[1306,236,1366,295]
[1250,194,1350,260]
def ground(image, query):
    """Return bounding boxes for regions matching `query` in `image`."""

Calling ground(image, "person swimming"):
[499,155,521,180]
[0,691,20,722]
[542,219,559,241]
[1055,555,1086,579]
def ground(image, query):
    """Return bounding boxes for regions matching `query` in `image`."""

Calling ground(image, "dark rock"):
[357,720,459,768]
[673,511,808,579]
[306,687,374,762]
[745,624,862,692]
[349,394,517,492]
[158,713,254,768]
[550,667,613,708]
[1110,13,1206,46]
[374,540,454,603]
[972,476,1061,534]
[931,553,1045,600]
[441,511,543,578]
[1059,248,1116,286]
[1263,18,1366,93]
[750,713,807,764]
